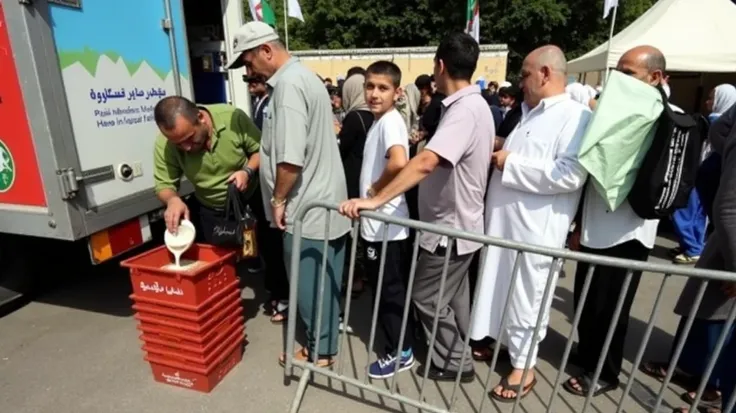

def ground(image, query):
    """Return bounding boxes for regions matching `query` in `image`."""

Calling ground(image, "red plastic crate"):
[136,307,244,346]
[140,320,243,359]
[121,244,237,307]
[130,277,240,315]
[145,335,244,393]
[143,323,245,367]
[131,286,241,332]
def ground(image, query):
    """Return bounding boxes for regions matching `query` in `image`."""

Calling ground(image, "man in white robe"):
[470,45,592,401]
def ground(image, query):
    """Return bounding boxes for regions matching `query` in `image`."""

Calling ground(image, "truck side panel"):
[48,0,192,208]
[0,5,47,209]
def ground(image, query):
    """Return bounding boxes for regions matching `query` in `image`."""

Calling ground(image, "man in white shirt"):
[470,45,592,401]
[564,45,669,397]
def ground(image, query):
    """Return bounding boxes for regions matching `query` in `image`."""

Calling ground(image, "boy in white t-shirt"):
[340,60,414,379]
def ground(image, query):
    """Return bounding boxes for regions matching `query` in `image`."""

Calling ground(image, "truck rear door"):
[48,0,193,208]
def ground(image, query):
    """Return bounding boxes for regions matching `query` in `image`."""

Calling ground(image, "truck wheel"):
[0,234,38,315]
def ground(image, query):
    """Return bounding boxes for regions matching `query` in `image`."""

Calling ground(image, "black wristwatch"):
[243,166,255,181]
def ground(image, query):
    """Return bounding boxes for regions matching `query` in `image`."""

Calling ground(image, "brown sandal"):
[270,301,288,324]
[472,347,493,361]
[640,361,695,386]
[682,390,722,409]
[279,347,334,368]
[490,376,538,402]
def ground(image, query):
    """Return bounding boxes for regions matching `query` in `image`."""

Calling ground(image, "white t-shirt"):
[360,109,410,242]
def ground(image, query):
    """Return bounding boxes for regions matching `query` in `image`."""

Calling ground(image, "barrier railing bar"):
[652,281,709,412]
[364,226,390,384]
[285,202,736,413]
[288,370,312,413]
[311,217,332,363]
[294,201,736,282]
[449,246,489,411]
[725,379,736,413]
[338,221,361,375]
[511,258,564,413]
[390,232,422,393]
[419,238,454,402]
[292,359,451,413]
[582,270,634,412]
[615,274,671,412]
[285,216,306,376]
[547,264,596,412]
[687,300,736,412]
[478,251,524,413]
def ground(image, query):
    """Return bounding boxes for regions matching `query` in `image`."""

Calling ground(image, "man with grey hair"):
[469,45,592,401]
[228,22,350,367]
[565,45,671,398]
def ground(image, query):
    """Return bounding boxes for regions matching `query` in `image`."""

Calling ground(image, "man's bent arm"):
[373,149,441,206]
[246,152,261,171]
[157,188,181,205]
[372,146,408,193]
[273,163,302,201]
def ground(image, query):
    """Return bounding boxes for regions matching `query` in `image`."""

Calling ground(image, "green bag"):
[577,71,665,211]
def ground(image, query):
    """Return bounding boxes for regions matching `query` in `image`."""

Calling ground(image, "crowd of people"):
[150,19,736,412]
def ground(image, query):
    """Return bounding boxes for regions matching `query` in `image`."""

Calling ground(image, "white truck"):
[0,0,251,307]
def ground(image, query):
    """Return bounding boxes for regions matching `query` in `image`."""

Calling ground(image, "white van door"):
[48,0,193,208]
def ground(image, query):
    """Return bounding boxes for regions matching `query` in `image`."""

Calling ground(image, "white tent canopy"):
[568,0,736,74]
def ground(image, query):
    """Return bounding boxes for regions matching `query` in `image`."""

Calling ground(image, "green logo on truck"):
[0,140,15,192]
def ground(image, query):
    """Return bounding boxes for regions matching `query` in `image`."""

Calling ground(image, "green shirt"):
[154,104,261,209]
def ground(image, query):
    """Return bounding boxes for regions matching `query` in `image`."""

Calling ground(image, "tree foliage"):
[248,0,655,74]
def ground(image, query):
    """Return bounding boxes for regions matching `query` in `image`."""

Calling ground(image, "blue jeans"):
[672,188,707,257]
[672,318,735,391]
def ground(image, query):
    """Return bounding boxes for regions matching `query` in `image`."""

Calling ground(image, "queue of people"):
[150,20,736,412]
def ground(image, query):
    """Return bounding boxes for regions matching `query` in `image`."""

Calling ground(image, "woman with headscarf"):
[337,74,374,296]
[400,83,422,220]
[399,83,421,135]
[671,84,736,265]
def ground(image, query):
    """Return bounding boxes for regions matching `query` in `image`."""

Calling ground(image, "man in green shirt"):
[152,96,289,309]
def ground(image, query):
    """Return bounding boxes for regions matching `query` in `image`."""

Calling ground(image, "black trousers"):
[574,240,651,384]
[363,239,414,353]
[191,190,289,302]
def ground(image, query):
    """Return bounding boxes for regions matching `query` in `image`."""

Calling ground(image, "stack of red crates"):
[121,243,245,393]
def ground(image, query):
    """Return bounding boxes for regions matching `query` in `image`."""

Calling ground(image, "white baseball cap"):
[228,21,280,69]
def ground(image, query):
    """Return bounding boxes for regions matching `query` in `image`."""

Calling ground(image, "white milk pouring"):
[164,220,195,268]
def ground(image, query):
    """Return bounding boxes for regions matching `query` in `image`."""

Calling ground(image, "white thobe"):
[470,94,591,369]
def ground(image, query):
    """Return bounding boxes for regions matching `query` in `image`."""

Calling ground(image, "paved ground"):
[0,235,698,413]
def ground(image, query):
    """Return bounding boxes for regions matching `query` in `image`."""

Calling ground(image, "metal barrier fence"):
[284,201,736,413]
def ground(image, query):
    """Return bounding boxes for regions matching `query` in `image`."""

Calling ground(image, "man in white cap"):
[228,22,350,367]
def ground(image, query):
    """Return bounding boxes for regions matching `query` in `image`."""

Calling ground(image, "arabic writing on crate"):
[90,87,167,129]
[161,372,196,387]
[139,281,184,297]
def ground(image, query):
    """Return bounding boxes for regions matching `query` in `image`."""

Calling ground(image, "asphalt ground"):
[0,234,698,413]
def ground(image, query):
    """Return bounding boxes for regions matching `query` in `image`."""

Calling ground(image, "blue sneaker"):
[368,351,415,379]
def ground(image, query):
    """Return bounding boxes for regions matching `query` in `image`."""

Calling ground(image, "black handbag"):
[209,184,257,256]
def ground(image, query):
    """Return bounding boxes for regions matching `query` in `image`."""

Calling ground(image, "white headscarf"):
[712,84,736,115]
[566,82,595,105]
[341,74,369,113]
